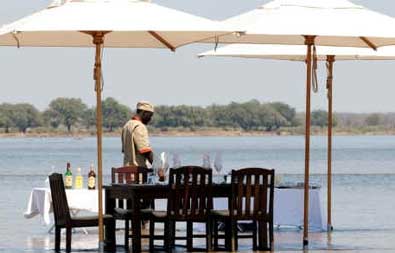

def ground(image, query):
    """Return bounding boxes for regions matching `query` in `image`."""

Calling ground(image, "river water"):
[1,136,395,251]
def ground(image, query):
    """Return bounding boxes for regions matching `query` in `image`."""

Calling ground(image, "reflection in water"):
[26,235,50,250]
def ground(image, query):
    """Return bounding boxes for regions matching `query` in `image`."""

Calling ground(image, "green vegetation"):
[0,97,395,136]
[0,103,41,133]
[102,97,132,132]
[311,110,337,127]
[44,98,87,132]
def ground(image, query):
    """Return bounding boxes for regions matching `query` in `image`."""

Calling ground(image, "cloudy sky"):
[1,0,395,113]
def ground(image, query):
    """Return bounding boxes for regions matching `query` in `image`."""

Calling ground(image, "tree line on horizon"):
[0,97,393,134]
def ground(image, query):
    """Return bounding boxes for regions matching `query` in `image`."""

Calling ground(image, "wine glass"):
[151,153,161,181]
[214,152,224,183]
[45,165,55,188]
[160,152,169,182]
[214,152,223,174]
[202,153,211,169]
[172,153,181,169]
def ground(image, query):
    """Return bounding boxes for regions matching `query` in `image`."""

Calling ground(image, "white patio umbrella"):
[203,0,395,246]
[200,43,395,233]
[0,0,235,249]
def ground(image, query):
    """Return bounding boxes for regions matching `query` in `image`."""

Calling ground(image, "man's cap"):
[137,101,154,113]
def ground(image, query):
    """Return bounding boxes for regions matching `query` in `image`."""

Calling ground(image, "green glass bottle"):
[64,162,73,189]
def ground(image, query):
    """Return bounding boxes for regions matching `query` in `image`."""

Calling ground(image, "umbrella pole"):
[92,32,105,251]
[303,35,315,247]
[326,55,335,232]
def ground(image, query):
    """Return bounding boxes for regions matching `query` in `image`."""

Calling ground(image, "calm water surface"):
[1,136,395,250]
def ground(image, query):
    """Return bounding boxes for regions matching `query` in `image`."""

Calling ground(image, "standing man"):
[122,101,154,167]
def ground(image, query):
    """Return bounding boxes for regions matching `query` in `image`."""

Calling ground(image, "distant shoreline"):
[2,128,395,138]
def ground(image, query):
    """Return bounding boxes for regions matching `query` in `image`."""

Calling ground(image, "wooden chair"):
[148,166,213,252]
[48,173,115,253]
[111,166,153,249]
[210,168,275,251]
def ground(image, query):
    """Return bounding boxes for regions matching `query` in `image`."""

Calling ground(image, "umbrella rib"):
[360,37,377,51]
[148,31,176,52]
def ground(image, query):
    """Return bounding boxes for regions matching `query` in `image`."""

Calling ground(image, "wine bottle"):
[88,163,96,190]
[64,162,73,189]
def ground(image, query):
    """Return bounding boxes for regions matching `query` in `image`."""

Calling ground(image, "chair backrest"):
[167,166,213,220]
[49,173,71,226]
[111,166,152,209]
[230,168,275,220]
[111,166,152,184]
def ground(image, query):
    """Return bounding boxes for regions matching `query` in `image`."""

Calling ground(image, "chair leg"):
[258,221,268,250]
[234,222,238,251]
[213,219,218,250]
[124,219,129,250]
[55,227,61,252]
[172,221,176,248]
[164,221,173,253]
[258,221,263,250]
[206,219,212,251]
[104,219,116,251]
[149,220,155,253]
[187,221,193,251]
[224,219,231,251]
[252,221,257,251]
[66,227,72,253]
[230,220,237,252]
[111,220,116,250]
[269,220,274,250]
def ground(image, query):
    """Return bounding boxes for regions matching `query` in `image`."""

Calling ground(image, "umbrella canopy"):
[200,43,395,233]
[206,0,395,48]
[201,0,395,246]
[199,44,395,60]
[0,0,233,49]
[0,0,236,250]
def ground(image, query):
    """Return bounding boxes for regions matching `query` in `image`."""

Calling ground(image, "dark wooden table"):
[104,183,231,253]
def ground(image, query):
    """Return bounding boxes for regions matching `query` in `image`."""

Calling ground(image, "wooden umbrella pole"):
[93,32,105,250]
[326,55,335,232]
[303,35,315,247]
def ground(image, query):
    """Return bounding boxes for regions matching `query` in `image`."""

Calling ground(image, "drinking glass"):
[214,152,224,183]
[161,152,169,174]
[214,152,223,174]
[172,153,181,169]
[202,153,211,169]
[157,152,169,182]
[152,153,162,182]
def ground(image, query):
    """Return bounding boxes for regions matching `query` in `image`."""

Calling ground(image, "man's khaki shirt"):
[121,118,152,167]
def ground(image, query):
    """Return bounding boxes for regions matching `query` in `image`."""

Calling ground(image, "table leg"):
[132,200,142,253]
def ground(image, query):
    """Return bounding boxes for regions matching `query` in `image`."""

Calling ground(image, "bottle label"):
[75,176,83,189]
[65,176,73,188]
[88,176,96,189]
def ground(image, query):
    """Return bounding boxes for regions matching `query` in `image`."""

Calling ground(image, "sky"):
[1,0,395,113]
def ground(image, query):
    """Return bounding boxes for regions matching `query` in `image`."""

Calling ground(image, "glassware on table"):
[202,153,211,169]
[151,153,161,182]
[274,174,282,187]
[214,152,224,183]
[172,153,181,169]
[214,152,223,174]
[158,152,169,182]
[45,165,55,188]
[147,171,156,184]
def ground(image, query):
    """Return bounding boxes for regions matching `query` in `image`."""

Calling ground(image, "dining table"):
[25,187,104,233]
[103,182,325,253]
